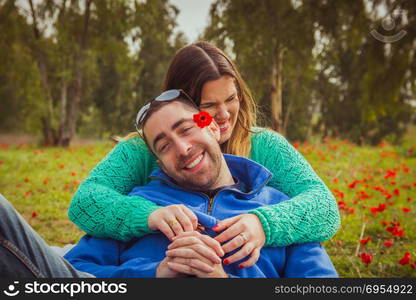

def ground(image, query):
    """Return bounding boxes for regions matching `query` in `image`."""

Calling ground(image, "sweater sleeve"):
[68,137,162,241]
[248,129,340,247]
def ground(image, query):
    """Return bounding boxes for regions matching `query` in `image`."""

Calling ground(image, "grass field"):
[0,135,415,278]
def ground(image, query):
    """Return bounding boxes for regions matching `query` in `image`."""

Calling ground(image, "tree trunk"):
[60,0,92,147]
[28,0,57,145]
[270,48,284,133]
[57,81,69,146]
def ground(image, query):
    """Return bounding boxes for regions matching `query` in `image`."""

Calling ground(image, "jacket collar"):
[149,154,272,195]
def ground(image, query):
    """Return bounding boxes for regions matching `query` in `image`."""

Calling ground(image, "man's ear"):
[208,120,221,142]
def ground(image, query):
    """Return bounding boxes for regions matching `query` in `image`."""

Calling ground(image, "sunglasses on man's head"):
[135,89,197,131]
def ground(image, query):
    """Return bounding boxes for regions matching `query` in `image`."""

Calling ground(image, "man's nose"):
[216,104,230,120]
[175,139,192,156]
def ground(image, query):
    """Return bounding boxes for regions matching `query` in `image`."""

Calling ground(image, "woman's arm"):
[249,129,341,247]
[68,137,161,241]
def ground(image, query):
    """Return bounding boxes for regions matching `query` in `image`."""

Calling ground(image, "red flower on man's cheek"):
[193,111,213,128]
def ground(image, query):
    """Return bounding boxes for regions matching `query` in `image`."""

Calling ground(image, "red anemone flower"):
[360,253,373,265]
[384,239,394,247]
[399,252,411,265]
[360,237,371,245]
[193,111,213,128]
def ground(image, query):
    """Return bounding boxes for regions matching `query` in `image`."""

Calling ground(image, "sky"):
[170,0,215,42]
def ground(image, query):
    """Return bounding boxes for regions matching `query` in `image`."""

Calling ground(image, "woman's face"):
[199,75,240,145]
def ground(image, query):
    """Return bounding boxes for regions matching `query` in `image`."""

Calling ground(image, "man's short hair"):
[138,98,199,151]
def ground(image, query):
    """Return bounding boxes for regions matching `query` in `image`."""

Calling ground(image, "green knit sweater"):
[68,128,340,247]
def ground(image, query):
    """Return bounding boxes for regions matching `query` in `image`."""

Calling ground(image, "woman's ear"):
[209,121,221,142]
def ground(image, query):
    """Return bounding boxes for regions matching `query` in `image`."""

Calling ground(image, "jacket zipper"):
[150,173,272,215]
[207,196,214,214]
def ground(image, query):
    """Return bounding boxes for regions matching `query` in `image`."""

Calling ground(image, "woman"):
[68,41,340,268]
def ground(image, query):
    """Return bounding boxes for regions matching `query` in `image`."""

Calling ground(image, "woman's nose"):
[215,104,230,120]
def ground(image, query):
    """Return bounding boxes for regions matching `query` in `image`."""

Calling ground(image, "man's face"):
[144,101,223,190]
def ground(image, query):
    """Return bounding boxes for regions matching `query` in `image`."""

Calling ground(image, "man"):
[63,97,337,278]
[0,96,337,278]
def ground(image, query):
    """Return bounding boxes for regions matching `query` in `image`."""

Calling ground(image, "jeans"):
[0,194,93,278]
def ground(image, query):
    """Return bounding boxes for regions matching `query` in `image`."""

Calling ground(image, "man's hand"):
[213,214,265,268]
[156,257,190,278]
[148,204,198,240]
[164,231,228,278]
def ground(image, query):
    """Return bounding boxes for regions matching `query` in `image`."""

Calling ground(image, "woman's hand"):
[148,204,198,240]
[213,214,265,268]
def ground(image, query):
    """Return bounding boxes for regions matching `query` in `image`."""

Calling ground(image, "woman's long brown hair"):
[122,41,258,157]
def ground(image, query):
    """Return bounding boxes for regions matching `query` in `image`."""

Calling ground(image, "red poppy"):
[43,178,49,185]
[393,228,404,237]
[384,170,396,180]
[348,207,355,215]
[24,178,29,183]
[393,188,400,196]
[399,252,411,265]
[59,164,65,169]
[402,207,411,213]
[333,189,344,199]
[377,203,386,212]
[31,212,38,218]
[360,237,371,245]
[70,172,77,176]
[348,180,360,189]
[381,221,388,226]
[338,201,346,210]
[383,239,394,247]
[193,111,213,128]
[337,241,343,247]
[24,191,32,197]
[0,160,3,165]
[370,207,379,215]
[360,253,373,265]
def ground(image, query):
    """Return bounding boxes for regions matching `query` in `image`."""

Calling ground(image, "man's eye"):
[159,143,170,153]
[226,96,236,102]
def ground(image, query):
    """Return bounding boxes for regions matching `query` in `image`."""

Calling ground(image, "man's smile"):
[182,151,206,172]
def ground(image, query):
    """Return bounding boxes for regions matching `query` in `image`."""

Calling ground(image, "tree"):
[203,0,316,139]
[312,0,416,144]
[0,0,185,145]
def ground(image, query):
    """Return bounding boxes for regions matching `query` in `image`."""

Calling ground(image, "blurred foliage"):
[0,0,415,145]
[0,0,185,144]
[202,0,416,143]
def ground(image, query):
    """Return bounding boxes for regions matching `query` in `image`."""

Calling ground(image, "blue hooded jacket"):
[65,154,337,278]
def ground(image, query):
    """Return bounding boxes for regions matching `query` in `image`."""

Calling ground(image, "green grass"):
[0,137,415,277]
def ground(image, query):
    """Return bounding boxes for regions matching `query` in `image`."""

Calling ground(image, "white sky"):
[170,0,215,42]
